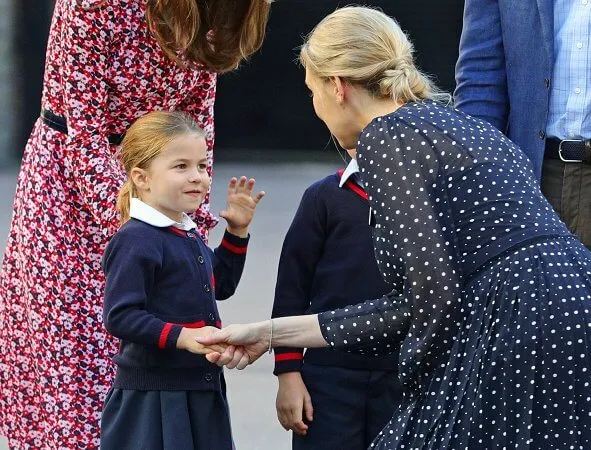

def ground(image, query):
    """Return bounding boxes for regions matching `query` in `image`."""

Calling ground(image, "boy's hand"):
[276,372,314,435]
[220,176,265,237]
[176,326,228,355]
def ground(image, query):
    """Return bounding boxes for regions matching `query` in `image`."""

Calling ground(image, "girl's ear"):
[130,167,150,192]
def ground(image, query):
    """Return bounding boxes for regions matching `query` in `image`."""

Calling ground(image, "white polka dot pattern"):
[318,101,591,448]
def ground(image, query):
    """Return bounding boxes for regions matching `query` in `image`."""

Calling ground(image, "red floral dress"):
[0,0,218,448]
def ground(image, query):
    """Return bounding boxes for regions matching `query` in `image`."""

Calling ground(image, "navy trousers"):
[292,363,403,450]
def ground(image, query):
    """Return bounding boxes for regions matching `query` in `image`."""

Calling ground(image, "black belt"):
[40,108,125,146]
[545,137,591,164]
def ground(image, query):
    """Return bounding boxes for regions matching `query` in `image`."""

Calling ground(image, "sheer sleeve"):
[320,114,464,382]
[319,290,410,355]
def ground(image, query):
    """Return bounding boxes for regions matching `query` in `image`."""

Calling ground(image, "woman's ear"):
[130,167,149,193]
[330,76,347,103]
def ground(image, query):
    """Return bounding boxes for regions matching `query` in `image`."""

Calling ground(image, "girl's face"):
[133,133,210,222]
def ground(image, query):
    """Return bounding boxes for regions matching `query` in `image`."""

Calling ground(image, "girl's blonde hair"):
[117,111,205,224]
[299,6,450,104]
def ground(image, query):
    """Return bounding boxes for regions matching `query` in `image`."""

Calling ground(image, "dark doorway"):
[13,0,53,155]
[214,1,465,152]
[13,1,464,156]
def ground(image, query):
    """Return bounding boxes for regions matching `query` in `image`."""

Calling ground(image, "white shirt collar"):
[339,158,360,188]
[129,198,197,231]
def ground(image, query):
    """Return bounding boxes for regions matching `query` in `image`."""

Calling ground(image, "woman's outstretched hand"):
[196,321,271,369]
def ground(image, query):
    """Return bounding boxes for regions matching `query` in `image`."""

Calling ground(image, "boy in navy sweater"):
[271,155,403,449]
[100,111,264,449]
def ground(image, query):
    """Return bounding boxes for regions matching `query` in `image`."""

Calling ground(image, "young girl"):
[100,111,264,449]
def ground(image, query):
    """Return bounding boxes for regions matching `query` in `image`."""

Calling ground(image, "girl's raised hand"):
[220,176,265,237]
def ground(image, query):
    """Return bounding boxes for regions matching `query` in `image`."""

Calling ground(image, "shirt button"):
[539,130,546,140]
[204,373,213,382]
[575,88,582,94]
[569,132,576,138]
[197,255,204,264]
[204,284,211,292]
[583,0,588,5]
[577,42,583,49]
[544,77,550,88]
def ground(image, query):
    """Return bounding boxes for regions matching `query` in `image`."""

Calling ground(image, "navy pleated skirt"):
[100,388,233,450]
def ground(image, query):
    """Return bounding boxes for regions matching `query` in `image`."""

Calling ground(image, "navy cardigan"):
[271,171,400,375]
[102,219,249,391]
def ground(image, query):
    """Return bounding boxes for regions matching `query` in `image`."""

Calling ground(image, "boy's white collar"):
[129,198,197,231]
[339,158,360,188]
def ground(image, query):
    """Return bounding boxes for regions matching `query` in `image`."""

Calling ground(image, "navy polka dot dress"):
[318,101,591,449]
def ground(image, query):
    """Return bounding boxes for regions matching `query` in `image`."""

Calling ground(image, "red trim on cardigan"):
[275,352,304,362]
[221,238,247,254]
[345,179,368,201]
[179,320,206,329]
[158,323,174,349]
[168,226,187,237]
[337,169,369,201]
[172,320,221,330]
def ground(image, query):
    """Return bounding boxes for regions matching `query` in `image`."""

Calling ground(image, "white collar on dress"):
[339,158,360,188]
[129,198,197,231]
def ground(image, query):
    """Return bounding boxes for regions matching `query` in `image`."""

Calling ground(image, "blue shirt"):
[546,0,591,140]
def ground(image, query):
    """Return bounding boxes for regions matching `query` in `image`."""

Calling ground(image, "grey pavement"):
[0,159,341,450]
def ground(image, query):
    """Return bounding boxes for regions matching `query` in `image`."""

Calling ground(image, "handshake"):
[175,322,271,370]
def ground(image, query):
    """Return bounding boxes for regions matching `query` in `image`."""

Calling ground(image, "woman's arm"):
[197,315,326,369]
[198,291,411,369]
[62,1,125,237]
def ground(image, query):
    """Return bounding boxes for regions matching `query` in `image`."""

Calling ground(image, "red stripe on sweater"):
[221,238,247,254]
[168,226,187,237]
[345,179,368,201]
[158,323,174,349]
[179,320,206,329]
[275,352,304,362]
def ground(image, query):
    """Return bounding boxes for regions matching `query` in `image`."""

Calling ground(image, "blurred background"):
[0,0,464,166]
[0,1,464,448]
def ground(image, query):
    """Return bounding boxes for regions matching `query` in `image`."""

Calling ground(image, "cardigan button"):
[204,373,213,382]
[187,232,195,239]
[204,284,211,292]
[198,255,204,264]
[209,313,215,321]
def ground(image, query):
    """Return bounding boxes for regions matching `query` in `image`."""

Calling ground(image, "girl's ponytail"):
[116,179,134,225]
